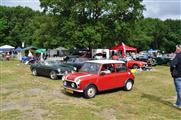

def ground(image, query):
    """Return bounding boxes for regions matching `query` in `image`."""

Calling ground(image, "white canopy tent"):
[0,45,15,52]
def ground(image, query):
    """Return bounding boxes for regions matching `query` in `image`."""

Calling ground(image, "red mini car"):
[62,60,135,98]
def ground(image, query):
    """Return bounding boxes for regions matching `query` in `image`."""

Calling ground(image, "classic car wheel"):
[50,71,58,80]
[84,85,97,98]
[124,80,133,91]
[32,69,38,76]
[132,64,139,69]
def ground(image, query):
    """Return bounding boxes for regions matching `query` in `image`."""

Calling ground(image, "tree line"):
[0,0,181,53]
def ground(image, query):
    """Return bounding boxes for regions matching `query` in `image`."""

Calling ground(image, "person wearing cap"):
[170,45,181,109]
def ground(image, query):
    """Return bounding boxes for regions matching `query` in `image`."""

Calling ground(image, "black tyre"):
[84,85,97,98]
[132,64,139,69]
[32,69,38,76]
[50,71,58,80]
[124,80,133,91]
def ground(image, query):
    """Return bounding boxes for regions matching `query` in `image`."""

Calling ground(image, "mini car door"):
[97,64,118,91]
[114,63,129,87]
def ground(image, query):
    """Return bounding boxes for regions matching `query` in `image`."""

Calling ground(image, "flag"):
[122,42,126,58]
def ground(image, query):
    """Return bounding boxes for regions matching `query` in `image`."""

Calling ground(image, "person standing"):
[170,45,181,109]
[6,52,10,61]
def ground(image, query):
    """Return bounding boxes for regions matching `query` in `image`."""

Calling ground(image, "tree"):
[40,0,144,49]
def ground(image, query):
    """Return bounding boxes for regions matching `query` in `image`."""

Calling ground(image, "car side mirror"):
[100,71,106,76]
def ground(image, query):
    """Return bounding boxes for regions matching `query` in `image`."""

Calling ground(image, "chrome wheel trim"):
[126,81,133,90]
[32,69,37,76]
[50,72,56,79]
[87,88,96,98]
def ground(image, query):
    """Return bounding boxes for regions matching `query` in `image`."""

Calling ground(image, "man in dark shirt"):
[170,45,181,109]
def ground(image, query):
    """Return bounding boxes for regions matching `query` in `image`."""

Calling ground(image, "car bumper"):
[64,86,83,93]
[57,73,65,76]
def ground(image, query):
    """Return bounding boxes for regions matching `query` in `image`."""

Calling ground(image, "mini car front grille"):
[64,80,77,89]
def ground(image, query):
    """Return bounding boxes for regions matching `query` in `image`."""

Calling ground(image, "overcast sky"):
[0,0,181,20]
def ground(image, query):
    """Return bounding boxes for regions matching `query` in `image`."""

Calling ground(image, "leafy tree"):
[40,0,144,49]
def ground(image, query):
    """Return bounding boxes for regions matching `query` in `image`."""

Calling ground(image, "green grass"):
[0,61,181,120]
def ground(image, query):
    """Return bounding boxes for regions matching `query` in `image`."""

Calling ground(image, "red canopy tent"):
[110,44,137,51]
[110,43,137,58]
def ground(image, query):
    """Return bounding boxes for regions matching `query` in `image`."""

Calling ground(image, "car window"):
[79,63,100,74]
[75,58,88,63]
[115,63,127,72]
[101,64,115,74]
[39,61,45,65]
[44,60,60,66]
[67,58,76,62]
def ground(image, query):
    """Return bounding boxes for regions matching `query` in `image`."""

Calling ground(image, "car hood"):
[128,60,147,64]
[65,72,95,81]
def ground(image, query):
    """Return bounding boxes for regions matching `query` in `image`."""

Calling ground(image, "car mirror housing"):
[100,71,106,76]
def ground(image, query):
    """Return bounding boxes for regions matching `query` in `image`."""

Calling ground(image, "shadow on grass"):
[61,88,125,99]
[31,74,62,80]
[61,89,83,98]
[141,93,181,111]
[97,87,124,95]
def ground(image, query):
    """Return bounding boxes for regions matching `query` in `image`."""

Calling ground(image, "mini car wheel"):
[32,69,37,76]
[50,71,58,80]
[132,64,139,69]
[84,85,97,98]
[124,80,133,91]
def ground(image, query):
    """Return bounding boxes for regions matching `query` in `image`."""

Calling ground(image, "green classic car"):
[30,60,76,79]
[155,56,171,65]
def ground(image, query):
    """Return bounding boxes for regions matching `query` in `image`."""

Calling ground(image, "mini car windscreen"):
[79,62,100,74]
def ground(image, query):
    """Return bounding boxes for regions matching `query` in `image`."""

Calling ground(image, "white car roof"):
[86,60,125,64]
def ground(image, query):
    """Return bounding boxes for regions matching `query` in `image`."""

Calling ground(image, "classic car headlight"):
[73,67,77,71]
[57,68,61,73]
[75,79,81,85]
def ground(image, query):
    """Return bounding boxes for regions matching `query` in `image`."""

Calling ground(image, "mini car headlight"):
[64,81,67,86]
[71,83,75,88]
[57,68,61,73]
[75,79,81,85]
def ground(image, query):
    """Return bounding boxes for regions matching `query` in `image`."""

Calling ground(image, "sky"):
[0,0,181,20]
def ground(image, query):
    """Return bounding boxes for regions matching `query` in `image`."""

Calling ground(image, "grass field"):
[0,61,181,120]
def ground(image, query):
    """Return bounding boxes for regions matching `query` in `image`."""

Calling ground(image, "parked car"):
[127,60,148,69]
[30,60,76,79]
[66,57,89,70]
[155,56,171,65]
[136,55,157,66]
[62,60,135,98]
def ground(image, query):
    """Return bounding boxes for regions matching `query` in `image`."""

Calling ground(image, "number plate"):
[66,88,74,94]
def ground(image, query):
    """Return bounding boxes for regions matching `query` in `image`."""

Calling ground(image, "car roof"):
[86,60,125,64]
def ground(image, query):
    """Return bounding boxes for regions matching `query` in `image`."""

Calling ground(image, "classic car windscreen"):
[44,60,61,66]
[79,62,100,74]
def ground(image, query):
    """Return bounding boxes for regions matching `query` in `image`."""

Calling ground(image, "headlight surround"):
[71,83,76,88]
[73,67,77,71]
[64,71,68,74]
[62,75,66,81]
